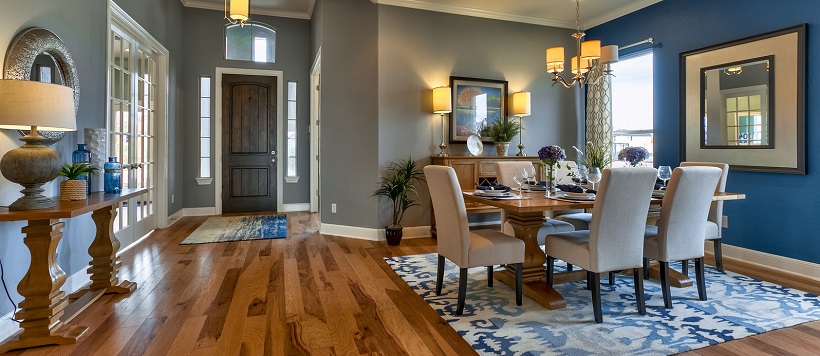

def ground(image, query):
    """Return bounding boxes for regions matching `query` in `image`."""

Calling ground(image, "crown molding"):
[584,0,662,28]
[372,0,576,29]
[179,0,311,20]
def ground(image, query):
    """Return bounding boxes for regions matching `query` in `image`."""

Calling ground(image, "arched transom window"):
[225,22,276,63]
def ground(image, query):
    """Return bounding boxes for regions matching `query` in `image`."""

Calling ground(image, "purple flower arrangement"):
[617,146,650,166]
[538,145,566,166]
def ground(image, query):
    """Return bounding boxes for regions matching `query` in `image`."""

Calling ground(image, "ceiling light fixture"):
[546,0,618,88]
[225,0,250,27]
[724,66,743,76]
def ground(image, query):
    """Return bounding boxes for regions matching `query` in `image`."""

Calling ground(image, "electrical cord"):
[0,258,21,323]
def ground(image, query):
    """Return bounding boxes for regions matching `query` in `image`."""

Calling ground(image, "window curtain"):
[585,66,613,165]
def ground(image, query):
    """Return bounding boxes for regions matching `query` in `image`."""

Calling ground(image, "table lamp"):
[0,80,77,210]
[432,87,452,156]
[512,92,531,156]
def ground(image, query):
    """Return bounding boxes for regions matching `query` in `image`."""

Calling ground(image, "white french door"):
[108,25,158,247]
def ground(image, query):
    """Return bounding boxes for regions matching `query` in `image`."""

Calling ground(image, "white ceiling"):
[180,0,661,28]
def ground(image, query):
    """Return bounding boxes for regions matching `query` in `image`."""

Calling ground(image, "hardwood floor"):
[5,212,818,355]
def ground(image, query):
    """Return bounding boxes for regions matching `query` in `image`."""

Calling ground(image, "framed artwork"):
[449,76,508,143]
[680,24,805,174]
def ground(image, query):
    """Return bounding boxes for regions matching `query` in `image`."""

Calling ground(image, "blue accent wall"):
[588,0,819,264]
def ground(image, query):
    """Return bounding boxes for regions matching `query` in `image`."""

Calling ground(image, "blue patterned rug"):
[385,253,820,355]
[179,214,287,244]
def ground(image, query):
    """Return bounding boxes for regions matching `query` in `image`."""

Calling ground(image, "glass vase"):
[104,157,122,194]
[72,144,92,194]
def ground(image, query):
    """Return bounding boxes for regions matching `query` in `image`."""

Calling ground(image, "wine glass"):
[512,167,524,197]
[522,164,536,192]
[588,167,602,190]
[576,164,589,186]
[658,166,672,189]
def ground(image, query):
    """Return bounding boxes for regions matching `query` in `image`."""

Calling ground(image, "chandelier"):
[546,0,618,88]
[225,0,250,27]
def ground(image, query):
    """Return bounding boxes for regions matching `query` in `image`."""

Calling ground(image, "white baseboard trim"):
[182,207,217,217]
[708,242,820,281]
[281,203,310,212]
[320,223,432,241]
[165,209,184,228]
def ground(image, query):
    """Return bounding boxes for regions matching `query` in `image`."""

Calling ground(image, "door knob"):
[271,150,276,155]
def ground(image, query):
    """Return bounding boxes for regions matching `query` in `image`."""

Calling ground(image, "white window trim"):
[285,176,300,183]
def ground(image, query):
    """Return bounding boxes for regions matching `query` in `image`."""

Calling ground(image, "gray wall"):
[0,0,184,321]
[317,0,382,228]
[181,8,312,208]
[376,5,582,227]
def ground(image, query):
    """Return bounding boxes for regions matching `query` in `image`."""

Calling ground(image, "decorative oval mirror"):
[4,27,79,146]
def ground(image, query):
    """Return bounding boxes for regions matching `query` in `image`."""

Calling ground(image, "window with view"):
[199,76,211,178]
[225,23,276,63]
[611,51,654,166]
[287,81,297,179]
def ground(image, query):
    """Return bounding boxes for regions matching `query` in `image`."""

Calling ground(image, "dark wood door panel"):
[230,168,269,197]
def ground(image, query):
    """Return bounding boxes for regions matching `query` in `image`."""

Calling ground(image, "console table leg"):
[0,219,87,353]
[88,206,136,294]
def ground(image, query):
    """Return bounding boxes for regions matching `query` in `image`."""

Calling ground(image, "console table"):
[0,188,145,353]
[429,156,541,237]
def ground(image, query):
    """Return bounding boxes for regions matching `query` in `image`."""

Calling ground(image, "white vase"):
[85,128,107,192]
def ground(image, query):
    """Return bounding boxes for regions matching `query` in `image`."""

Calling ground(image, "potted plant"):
[618,146,651,166]
[372,157,425,246]
[573,141,613,171]
[479,120,522,156]
[57,162,98,201]
[538,145,566,192]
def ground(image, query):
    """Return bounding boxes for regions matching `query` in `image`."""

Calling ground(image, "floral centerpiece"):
[538,145,566,191]
[573,141,612,171]
[618,146,651,166]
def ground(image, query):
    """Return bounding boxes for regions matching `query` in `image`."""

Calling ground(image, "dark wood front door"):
[222,74,277,213]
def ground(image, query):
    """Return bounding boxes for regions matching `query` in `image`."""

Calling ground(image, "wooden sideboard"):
[429,155,541,237]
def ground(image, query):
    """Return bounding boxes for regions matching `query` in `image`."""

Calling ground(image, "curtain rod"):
[620,38,654,51]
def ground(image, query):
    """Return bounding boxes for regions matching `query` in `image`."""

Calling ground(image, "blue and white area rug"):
[180,214,287,244]
[385,253,820,355]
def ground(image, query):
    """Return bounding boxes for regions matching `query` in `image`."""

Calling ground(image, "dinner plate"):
[652,190,666,198]
[467,135,483,156]
[527,185,547,191]
[475,190,509,197]
[557,192,596,201]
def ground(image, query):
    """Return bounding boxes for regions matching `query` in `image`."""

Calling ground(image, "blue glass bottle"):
[72,144,92,194]
[104,157,122,194]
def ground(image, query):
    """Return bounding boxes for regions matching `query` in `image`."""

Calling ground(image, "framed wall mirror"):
[681,25,805,174]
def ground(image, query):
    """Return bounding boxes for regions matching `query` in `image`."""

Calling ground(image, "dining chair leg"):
[586,271,593,290]
[713,238,724,272]
[643,258,651,279]
[591,273,603,323]
[456,268,468,315]
[515,263,523,306]
[487,266,494,287]
[681,260,689,276]
[436,255,445,295]
[546,256,555,286]
[608,271,616,286]
[567,263,573,272]
[659,261,673,308]
[695,257,707,301]
[633,268,646,315]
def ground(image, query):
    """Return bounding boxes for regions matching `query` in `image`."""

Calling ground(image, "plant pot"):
[494,142,510,156]
[385,226,403,246]
[60,180,87,201]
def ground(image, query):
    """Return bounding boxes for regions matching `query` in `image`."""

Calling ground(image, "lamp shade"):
[0,80,76,131]
[229,0,250,22]
[571,56,591,74]
[546,47,564,65]
[432,87,452,114]
[600,45,619,63]
[581,40,601,60]
[512,92,531,117]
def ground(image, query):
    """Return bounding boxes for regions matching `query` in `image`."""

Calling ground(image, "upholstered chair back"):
[680,162,729,234]
[655,166,722,261]
[495,161,535,187]
[588,167,657,272]
[424,165,471,267]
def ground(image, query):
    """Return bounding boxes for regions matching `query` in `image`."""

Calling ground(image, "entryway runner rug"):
[180,214,287,244]
[385,253,820,355]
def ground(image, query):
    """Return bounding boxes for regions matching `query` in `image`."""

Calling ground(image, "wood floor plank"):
[12,212,814,356]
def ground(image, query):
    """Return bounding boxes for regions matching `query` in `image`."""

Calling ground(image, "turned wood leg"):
[0,220,87,353]
[87,206,136,294]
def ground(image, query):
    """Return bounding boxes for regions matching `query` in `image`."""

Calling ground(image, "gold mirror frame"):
[4,28,79,146]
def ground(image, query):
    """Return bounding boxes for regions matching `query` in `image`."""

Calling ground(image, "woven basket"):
[60,180,87,201]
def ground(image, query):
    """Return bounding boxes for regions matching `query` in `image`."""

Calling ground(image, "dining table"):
[462,189,747,310]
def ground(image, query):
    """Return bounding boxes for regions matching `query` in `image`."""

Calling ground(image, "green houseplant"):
[479,120,522,156]
[573,141,612,170]
[57,162,98,201]
[372,157,425,246]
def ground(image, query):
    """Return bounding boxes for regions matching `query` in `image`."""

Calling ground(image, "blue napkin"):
[476,182,511,192]
[572,177,588,184]
[557,184,596,194]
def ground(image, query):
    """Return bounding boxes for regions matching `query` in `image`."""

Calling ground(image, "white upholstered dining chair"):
[495,161,575,245]
[680,162,729,272]
[642,166,722,308]
[544,167,657,323]
[424,165,524,315]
